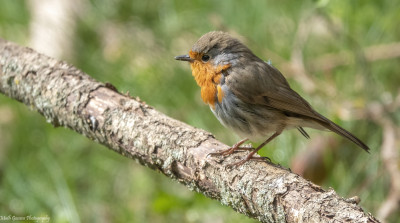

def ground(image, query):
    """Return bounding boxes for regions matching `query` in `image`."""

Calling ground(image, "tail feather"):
[297,127,310,139]
[314,113,370,153]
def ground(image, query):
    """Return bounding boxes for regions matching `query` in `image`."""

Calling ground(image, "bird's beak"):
[175,54,194,62]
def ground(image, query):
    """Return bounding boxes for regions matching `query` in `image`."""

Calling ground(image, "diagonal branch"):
[0,38,380,223]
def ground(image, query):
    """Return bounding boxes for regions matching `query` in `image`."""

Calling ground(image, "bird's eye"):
[201,54,210,62]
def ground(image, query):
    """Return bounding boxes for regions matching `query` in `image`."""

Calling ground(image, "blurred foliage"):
[0,0,399,222]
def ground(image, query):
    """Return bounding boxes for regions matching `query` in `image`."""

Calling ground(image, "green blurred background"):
[1,0,399,222]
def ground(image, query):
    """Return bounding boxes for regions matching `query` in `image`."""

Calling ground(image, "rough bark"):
[0,38,380,223]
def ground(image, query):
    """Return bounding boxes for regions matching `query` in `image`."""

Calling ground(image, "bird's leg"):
[208,138,252,157]
[228,131,282,167]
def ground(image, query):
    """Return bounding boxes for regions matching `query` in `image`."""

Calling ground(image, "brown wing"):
[227,61,370,152]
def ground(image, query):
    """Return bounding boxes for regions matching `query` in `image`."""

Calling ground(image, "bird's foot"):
[207,146,254,157]
[207,138,252,157]
[227,154,271,168]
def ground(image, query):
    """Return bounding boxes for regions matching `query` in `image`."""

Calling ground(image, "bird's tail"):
[314,112,370,153]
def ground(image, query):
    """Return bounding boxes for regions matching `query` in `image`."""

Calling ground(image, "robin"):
[175,31,369,166]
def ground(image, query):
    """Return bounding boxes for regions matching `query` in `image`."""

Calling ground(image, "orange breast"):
[189,52,230,107]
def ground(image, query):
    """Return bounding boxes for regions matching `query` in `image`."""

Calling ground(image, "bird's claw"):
[226,155,272,168]
[207,146,255,158]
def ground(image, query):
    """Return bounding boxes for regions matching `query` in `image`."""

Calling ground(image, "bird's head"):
[175,31,255,106]
[175,31,252,69]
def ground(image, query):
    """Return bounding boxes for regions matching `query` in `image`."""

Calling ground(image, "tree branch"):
[0,38,380,223]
